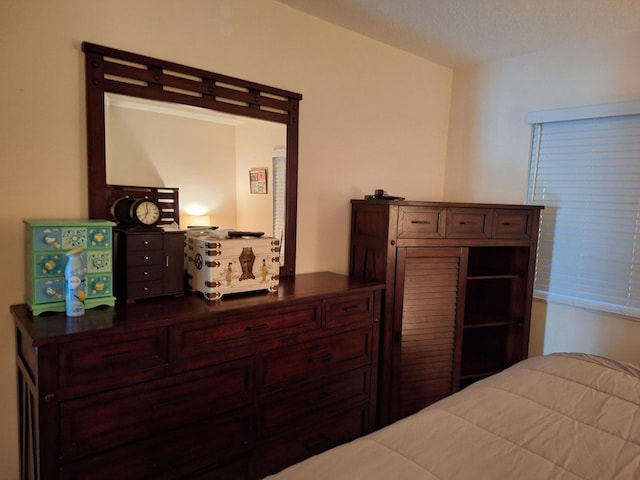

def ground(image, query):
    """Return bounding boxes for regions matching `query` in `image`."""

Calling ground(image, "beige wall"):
[107,101,240,228]
[235,120,286,234]
[0,0,452,476]
[445,32,640,365]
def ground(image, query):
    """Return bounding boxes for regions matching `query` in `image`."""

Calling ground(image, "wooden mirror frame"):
[83,42,302,277]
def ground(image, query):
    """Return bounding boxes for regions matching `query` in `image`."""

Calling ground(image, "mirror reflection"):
[105,93,287,240]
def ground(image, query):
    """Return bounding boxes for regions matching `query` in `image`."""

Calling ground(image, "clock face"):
[131,199,162,227]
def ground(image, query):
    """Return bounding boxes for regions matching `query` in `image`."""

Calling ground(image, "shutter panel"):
[398,251,459,418]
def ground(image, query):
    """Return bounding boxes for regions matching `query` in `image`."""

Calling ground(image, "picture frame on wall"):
[249,168,268,194]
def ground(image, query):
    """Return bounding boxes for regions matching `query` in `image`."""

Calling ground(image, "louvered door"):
[392,247,465,419]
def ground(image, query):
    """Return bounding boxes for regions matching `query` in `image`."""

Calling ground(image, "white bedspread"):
[265,353,640,479]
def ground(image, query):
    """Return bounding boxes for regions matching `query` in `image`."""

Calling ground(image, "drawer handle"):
[101,349,132,362]
[502,222,512,226]
[144,240,149,245]
[342,305,359,312]
[246,323,269,331]
[308,353,333,364]
[411,220,431,224]
[151,395,190,410]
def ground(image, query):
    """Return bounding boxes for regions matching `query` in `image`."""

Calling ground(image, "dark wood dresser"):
[350,200,542,426]
[13,272,383,480]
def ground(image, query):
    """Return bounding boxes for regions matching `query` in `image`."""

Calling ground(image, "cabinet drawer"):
[60,408,253,480]
[59,328,168,390]
[492,209,534,239]
[325,292,375,328]
[127,280,163,299]
[446,208,490,238]
[60,357,254,458]
[398,206,444,238]
[258,404,369,478]
[173,303,322,368]
[127,249,163,267]
[127,265,163,282]
[126,234,163,251]
[258,328,374,392]
[260,366,371,435]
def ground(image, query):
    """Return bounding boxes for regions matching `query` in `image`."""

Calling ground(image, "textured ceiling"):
[275,0,640,67]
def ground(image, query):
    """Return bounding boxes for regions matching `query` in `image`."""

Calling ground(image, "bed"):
[265,353,640,479]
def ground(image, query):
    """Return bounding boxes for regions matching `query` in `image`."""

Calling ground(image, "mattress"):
[264,353,640,479]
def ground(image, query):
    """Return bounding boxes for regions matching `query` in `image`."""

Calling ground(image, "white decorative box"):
[185,232,280,300]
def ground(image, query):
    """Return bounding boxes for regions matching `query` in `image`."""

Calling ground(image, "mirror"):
[105,93,286,240]
[84,42,301,277]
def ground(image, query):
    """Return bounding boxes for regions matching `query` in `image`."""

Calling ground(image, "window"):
[272,150,286,266]
[527,102,640,318]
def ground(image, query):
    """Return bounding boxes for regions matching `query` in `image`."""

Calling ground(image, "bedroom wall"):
[107,104,240,229]
[444,31,640,366]
[0,0,452,476]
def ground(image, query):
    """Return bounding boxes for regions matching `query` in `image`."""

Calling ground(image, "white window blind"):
[527,112,640,318]
[272,152,286,266]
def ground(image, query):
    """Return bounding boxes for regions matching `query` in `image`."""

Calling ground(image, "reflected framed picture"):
[249,168,268,194]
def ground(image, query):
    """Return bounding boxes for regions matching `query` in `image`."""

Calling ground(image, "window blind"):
[272,153,286,266]
[527,113,640,318]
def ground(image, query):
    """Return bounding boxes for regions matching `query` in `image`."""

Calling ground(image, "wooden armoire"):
[349,199,543,426]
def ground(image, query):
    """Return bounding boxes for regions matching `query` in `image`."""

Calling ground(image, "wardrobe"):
[349,199,543,426]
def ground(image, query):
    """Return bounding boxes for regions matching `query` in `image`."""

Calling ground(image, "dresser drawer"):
[325,292,376,328]
[258,328,374,392]
[492,209,534,239]
[59,328,168,391]
[126,233,163,251]
[446,208,490,238]
[186,455,251,480]
[173,303,322,369]
[60,408,253,480]
[260,366,371,435]
[258,404,370,478]
[398,206,444,239]
[60,357,254,458]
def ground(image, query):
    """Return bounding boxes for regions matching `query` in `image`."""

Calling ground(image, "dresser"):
[13,272,382,480]
[349,200,542,426]
[114,229,185,302]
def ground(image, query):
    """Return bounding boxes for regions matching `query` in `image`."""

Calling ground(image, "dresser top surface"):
[351,199,544,210]
[24,219,116,227]
[12,272,383,345]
